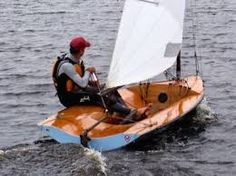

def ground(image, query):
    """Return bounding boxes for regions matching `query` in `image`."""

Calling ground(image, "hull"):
[38,76,204,151]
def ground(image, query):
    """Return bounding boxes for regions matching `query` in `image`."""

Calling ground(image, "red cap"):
[70,37,91,50]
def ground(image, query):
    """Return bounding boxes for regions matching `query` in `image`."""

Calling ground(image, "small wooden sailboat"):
[38,0,204,151]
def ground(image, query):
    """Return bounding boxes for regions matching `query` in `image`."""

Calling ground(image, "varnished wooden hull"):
[38,76,204,151]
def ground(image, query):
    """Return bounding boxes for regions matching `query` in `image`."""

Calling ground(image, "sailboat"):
[38,0,204,151]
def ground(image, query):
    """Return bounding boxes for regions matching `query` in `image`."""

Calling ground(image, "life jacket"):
[52,53,85,97]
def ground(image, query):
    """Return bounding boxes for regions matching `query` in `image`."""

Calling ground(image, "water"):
[0,0,235,175]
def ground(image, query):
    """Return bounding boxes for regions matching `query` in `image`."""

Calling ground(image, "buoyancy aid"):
[52,54,85,97]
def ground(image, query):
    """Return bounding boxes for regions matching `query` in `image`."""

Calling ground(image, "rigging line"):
[139,83,146,104]
[194,0,203,78]
[164,70,172,80]
[164,69,177,81]
[192,0,201,76]
[145,81,150,103]
[179,79,190,97]
[139,81,150,105]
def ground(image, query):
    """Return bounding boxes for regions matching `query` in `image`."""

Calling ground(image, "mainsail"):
[107,0,186,87]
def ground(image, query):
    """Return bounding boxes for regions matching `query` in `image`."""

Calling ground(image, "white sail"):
[107,0,186,87]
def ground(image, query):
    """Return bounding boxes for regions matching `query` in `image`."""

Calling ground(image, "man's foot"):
[118,104,153,124]
[134,103,153,121]
[121,104,152,124]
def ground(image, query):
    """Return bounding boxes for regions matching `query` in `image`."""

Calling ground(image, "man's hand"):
[86,67,96,73]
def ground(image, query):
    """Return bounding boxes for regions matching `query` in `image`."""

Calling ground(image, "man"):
[52,36,146,119]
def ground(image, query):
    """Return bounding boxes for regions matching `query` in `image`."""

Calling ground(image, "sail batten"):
[107,0,186,87]
[138,0,160,6]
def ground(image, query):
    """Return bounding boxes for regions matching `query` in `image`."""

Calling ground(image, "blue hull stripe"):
[40,125,139,152]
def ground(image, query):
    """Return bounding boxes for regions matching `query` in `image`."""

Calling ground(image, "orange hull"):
[38,76,204,151]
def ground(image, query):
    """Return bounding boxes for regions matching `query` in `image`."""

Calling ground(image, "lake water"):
[0,0,235,175]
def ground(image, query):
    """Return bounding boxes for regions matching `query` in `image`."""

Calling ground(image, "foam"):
[194,98,217,124]
[0,150,4,156]
[84,148,107,175]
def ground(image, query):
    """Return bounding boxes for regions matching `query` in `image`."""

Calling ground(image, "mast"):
[176,51,181,80]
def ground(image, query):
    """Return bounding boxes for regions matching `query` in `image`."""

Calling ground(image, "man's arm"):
[60,63,91,88]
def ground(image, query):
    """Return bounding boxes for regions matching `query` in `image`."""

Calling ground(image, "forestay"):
[107,0,186,87]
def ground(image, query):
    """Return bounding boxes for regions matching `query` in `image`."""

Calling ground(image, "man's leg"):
[67,90,101,106]
[68,88,131,116]
[103,92,131,115]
